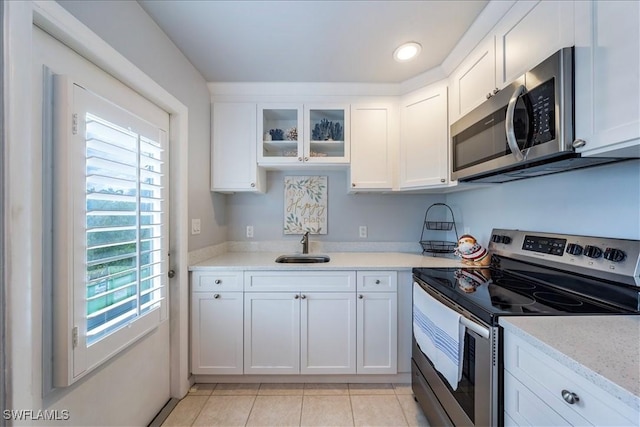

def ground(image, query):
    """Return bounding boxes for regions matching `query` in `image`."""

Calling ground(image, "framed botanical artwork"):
[284,176,327,234]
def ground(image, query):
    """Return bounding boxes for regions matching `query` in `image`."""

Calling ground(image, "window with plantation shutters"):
[53,77,169,386]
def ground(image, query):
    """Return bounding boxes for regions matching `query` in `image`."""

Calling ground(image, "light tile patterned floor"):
[162,383,429,427]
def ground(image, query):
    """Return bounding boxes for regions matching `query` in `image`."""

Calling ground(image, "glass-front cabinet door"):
[258,104,303,164]
[304,104,350,164]
[258,103,350,166]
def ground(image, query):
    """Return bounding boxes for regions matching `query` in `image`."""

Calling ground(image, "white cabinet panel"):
[244,292,300,374]
[450,38,496,121]
[211,103,265,192]
[495,0,574,89]
[350,104,396,191]
[575,0,640,157]
[356,292,397,374]
[191,291,244,374]
[301,292,356,374]
[399,81,449,189]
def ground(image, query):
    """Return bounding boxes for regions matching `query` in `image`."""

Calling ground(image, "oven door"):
[412,279,499,427]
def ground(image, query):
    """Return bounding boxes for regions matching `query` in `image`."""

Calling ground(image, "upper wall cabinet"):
[574,0,640,157]
[450,0,574,124]
[449,37,497,122]
[494,0,574,90]
[211,103,265,193]
[349,103,397,192]
[258,104,350,167]
[399,81,449,190]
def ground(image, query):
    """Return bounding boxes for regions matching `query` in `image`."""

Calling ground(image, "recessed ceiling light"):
[393,42,422,62]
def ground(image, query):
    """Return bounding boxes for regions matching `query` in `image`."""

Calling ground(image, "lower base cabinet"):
[191,269,399,376]
[503,328,638,426]
[191,291,243,375]
[244,291,356,374]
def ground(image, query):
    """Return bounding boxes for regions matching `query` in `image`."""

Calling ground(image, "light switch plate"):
[246,225,254,238]
[359,225,367,238]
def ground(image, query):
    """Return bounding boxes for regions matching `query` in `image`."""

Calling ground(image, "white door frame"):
[3,0,191,409]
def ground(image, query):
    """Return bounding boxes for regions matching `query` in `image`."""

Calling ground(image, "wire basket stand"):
[419,203,459,256]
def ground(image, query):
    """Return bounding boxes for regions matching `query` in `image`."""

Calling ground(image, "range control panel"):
[489,229,640,287]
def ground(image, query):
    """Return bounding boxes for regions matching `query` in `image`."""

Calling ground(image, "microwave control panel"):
[528,78,555,145]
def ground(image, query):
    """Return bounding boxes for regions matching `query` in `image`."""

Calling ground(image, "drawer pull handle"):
[561,390,579,404]
[215,279,221,284]
[375,279,381,284]
[214,294,220,299]
[358,294,364,299]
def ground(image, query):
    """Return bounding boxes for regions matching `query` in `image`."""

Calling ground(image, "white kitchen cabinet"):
[349,104,397,191]
[211,103,265,192]
[258,104,303,165]
[399,81,449,189]
[244,292,300,374]
[356,271,397,374]
[243,271,356,375]
[258,103,350,166]
[503,329,639,426]
[574,0,640,157]
[494,0,574,90]
[449,37,497,122]
[191,271,244,375]
[301,292,356,374]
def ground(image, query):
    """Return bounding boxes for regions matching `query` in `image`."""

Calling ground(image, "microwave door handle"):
[505,84,527,161]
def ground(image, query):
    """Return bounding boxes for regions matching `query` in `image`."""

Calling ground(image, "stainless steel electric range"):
[411,229,640,427]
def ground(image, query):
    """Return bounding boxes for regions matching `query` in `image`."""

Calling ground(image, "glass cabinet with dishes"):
[258,103,350,166]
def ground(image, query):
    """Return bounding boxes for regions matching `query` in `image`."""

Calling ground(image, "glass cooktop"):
[413,263,639,325]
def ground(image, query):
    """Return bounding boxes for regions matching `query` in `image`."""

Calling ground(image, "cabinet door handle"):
[215,279,221,284]
[358,294,364,299]
[250,182,256,188]
[572,139,586,148]
[301,294,307,299]
[298,157,303,161]
[486,92,492,99]
[561,389,579,404]
[304,157,309,162]
[375,279,381,284]
[493,87,499,95]
[214,294,220,299]
[294,294,300,299]
[352,183,356,187]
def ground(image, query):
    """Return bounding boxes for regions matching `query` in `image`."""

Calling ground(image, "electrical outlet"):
[191,219,201,235]
[246,225,254,238]
[359,225,368,238]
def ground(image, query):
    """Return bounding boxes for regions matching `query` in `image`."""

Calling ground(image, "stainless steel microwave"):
[450,47,620,183]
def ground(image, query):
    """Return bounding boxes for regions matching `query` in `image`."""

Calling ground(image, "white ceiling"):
[138,0,489,84]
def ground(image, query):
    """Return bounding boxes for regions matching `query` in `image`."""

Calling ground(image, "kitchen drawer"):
[356,271,397,292]
[192,271,243,292]
[504,331,638,426]
[244,271,356,292]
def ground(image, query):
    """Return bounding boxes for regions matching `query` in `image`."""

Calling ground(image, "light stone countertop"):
[500,316,640,410]
[189,251,465,271]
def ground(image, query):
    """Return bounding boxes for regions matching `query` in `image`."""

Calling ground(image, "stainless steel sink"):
[275,254,331,263]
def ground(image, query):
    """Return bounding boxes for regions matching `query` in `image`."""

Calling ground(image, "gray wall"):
[227,170,446,243]
[446,160,640,246]
[58,0,225,251]
[226,161,640,249]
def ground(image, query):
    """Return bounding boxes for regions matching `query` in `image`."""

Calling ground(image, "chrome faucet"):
[300,231,310,254]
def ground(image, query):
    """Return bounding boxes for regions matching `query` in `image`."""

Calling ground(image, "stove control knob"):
[492,234,502,243]
[604,248,626,262]
[566,243,583,256]
[583,245,602,259]
[501,236,512,244]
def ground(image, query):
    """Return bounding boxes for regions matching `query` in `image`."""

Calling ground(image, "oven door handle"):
[460,316,490,340]
[415,281,491,340]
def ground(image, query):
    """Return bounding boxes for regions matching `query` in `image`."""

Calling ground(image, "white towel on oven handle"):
[413,282,465,390]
